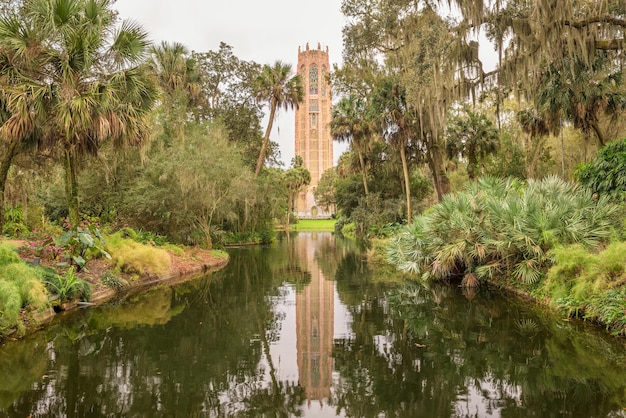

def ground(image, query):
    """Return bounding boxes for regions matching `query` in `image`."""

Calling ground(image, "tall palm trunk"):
[526,135,546,179]
[0,137,20,230]
[399,143,412,224]
[255,98,277,177]
[286,189,293,226]
[356,149,369,196]
[64,148,80,229]
[591,121,606,146]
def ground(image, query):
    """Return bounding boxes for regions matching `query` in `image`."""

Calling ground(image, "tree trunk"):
[527,136,546,179]
[467,142,478,181]
[286,190,293,226]
[0,137,20,231]
[399,144,412,225]
[427,139,448,202]
[197,217,213,249]
[591,121,606,146]
[357,149,369,196]
[64,148,80,229]
[255,98,277,177]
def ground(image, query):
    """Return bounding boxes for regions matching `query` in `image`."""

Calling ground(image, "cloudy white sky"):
[113,0,347,166]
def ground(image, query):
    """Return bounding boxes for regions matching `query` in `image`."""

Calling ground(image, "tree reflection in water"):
[1,233,626,417]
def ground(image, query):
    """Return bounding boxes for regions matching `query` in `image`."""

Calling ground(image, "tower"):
[294,43,333,218]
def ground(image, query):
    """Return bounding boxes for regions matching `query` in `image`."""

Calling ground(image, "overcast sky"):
[113,0,347,166]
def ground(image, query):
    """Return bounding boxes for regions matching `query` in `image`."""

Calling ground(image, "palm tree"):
[253,61,303,177]
[283,156,310,225]
[0,0,157,228]
[537,57,626,147]
[446,108,499,180]
[516,108,554,179]
[372,79,414,224]
[330,96,373,196]
[149,41,202,143]
[0,4,50,229]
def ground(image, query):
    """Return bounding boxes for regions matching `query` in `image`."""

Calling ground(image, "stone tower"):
[294,43,333,218]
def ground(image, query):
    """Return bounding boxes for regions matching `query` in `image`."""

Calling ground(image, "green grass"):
[0,243,50,335]
[105,232,172,277]
[210,250,229,258]
[0,239,21,251]
[290,219,336,232]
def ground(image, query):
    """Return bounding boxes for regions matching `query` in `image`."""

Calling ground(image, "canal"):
[1,232,626,417]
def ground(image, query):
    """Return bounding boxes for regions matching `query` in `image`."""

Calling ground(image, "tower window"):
[309,65,318,95]
[310,113,318,128]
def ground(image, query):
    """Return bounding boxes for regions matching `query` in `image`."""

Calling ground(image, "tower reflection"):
[295,232,335,404]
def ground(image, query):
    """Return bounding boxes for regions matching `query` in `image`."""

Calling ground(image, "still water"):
[2,232,626,417]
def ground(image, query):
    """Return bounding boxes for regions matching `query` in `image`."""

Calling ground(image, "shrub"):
[45,267,92,302]
[0,244,50,334]
[542,244,598,301]
[0,246,21,266]
[101,271,128,291]
[106,233,172,277]
[0,280,22,332]
[341,222,356,240]
[587,289,626,333]
[0,264,48,310]
[541,241,626,333]
[58,223,111,270]
[17,229,64,262]
[576,138,626,202]
[2,207,28,238]
[388,176,618,286]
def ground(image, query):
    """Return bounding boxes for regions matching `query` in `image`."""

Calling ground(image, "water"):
[1,232,626,417]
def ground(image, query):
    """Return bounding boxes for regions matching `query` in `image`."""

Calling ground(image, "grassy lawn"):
[291,219,336,232]
[0,238,22,250]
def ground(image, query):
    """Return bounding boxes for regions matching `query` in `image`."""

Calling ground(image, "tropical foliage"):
[576,138,626,202]
[0,0,158,229]
[0,0,625,338]
[387,176,617,286]
[446,108,499,180]
[44,266,91,303]
[253,61,303,176]
[540,242,626,334]
[282,156,311,225]
[0,244,48,333]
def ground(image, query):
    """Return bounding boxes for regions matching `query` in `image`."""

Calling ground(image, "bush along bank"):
[386,176,626,335]
[0,227,229,342]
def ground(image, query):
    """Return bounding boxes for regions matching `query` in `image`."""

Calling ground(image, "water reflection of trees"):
[2,246,307,417]
[4,236,626,417]
[331,272,626,418]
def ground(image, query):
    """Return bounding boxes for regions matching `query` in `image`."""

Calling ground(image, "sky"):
[113,0,347,166]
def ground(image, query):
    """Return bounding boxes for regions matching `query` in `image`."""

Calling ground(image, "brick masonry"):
[294,43,334,218]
